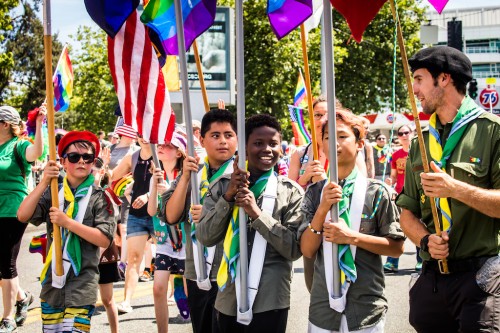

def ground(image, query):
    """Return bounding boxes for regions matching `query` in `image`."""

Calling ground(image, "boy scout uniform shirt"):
[196,174,304,316]
[159,167,228,282]
[300,178,404,332]
[29,186,115,308]
[396,111,500,261]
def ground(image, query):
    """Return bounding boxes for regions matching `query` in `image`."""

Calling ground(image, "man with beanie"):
[396,46,500,332]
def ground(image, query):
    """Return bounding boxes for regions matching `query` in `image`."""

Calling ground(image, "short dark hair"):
[426,67,467,95]
[245,114,281,143]
[200,109,237,138]
[97,130,105,136]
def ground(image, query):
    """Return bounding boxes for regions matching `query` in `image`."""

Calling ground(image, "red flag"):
[331,0,387,43]
[108,10,175,144]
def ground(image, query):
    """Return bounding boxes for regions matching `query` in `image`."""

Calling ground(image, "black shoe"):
[15,291,34,326]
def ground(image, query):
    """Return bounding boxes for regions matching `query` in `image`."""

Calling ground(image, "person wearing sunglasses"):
[383,125,414,273]
[397,46,500,333]
[17,131,115,333]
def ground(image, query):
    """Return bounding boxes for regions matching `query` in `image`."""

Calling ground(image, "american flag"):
[107,10,175,144]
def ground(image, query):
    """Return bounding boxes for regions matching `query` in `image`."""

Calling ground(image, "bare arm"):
[287,150,301,182]
[365,143,375,178]
[110,153,132,181]
[25,107,46,162]
[17,161,59,222]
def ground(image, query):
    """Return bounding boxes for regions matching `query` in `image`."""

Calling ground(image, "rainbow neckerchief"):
[428,96,483,232]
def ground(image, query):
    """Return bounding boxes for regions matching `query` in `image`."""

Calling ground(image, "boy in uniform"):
[17,131,115,332]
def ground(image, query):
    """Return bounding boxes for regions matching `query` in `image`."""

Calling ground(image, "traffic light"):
[468,79,478,99]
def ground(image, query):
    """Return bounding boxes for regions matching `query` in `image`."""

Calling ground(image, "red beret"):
[58,131,101,158]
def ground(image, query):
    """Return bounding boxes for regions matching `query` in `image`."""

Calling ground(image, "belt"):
[423,256,494,275]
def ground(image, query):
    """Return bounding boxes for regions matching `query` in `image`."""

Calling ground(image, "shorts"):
[126,214,154,239]
[155,253,185,275]
[41,301,95,333]
[98,262,120,284]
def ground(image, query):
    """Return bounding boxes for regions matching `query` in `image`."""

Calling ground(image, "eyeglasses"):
[63,152,95,164]
[377,138,386,141]
[398,131,411,136]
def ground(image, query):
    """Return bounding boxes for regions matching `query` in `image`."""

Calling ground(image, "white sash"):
[51,187,92,289]
[323,174,367,313]
[235,172,278,325]
[193,161,234,290]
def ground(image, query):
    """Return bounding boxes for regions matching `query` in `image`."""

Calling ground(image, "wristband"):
[420,234,430,252]
[308,223,322,235]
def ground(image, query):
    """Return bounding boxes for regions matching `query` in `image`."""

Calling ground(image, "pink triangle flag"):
[427,0,449,14]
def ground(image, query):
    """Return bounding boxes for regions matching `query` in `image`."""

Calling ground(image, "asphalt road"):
[5,224,417,332]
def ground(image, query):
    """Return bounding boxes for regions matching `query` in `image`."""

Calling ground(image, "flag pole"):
[300,24,319,160]
[43,0,63,276]
[193,40,210,113]
[322,0,341,297]
[235,0,249,313]
[173,0,207,280]
[388,0,448,273]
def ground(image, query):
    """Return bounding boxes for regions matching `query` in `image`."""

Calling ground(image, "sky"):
[40,0,498,46]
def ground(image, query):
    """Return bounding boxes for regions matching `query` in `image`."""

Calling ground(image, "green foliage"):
[1,0,63,116]
[63,26,117,133]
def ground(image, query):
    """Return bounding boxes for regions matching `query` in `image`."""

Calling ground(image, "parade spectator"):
[108,132,119,146]
[300,111,404,332]
[107,124,139,170]
[357,117,375,178]
[97,130,111,149]
[372,133,392,181]
[0,105,45,332]
[148,133,188,333]
[197,114,304,332]
[397,46,500,332]
[384,124,418,272]
[112,137,153,314]
[17,131,115,333]
[162,108,238,332]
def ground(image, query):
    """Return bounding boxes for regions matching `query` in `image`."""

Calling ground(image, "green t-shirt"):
[396,111,500,261]
[0,137,32,218]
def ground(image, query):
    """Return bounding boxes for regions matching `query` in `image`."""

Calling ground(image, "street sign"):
[479,88,499,108]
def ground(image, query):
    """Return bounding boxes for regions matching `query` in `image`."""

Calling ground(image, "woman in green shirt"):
[0,105,45,332]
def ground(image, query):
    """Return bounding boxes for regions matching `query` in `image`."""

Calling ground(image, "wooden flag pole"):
[235,0,249,313]
[389,0,448,273]
[300,24,319,160]
[43,0,63,276]
[322,0,341,297]
[173,0,207,281]
[193,40,210,113]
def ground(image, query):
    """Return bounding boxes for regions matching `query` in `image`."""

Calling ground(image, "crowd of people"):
[0,46,498,333]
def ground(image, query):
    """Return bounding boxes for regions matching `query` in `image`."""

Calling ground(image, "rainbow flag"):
[268,0,313,40]
[53,46,74,112]
[294,71,308,109]
[140,0,217,56]
[288,105,311,146]
[29,233,47,263]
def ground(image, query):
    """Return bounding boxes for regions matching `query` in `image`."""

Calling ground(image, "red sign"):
[479,88,499,108]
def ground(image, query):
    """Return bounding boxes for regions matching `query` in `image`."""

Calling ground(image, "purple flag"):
[268,0,313,40]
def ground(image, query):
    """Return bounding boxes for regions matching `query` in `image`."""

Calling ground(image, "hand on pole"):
[41,160,60,186]
[49,207,72,228]
[298,160,326,186]
[323,218,355,245]
[224,157,249,202]
[428,231,449,260]
[190,204,203,223]
[420,161,458,198]
[318,182,342,214]
[181,156,199,182]
[235,186,261,220]
[36,103,47,125]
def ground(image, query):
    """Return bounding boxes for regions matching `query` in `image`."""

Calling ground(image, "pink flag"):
[427,0,449,14]
[108,10,175,144]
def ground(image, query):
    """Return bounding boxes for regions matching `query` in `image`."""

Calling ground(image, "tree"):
[1,0,63,116]
[63,26,117,132]
[218,0,424,139]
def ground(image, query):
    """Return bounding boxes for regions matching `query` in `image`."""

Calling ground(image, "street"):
[6,224,417,332]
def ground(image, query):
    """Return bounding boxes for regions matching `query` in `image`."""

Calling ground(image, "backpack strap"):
[13,141,26,179]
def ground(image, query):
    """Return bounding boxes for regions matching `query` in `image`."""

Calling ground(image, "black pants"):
[216,308,288,333]
[0,217,28,279]
[409,261,499,333]
[186,279,220,333]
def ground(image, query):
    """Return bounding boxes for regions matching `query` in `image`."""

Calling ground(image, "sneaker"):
[415,262,423,272]
[116,302,133,314]
[383,262,399,273]
[0,318,17,332]
[138,271,153,282]
[15,291,34,326]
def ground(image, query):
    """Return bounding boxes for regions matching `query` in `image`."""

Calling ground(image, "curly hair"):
[245,114,282,143]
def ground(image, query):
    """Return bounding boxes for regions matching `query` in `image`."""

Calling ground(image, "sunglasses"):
[377,138,386,141]
[63,152,95,164]
[398,131,411,136]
